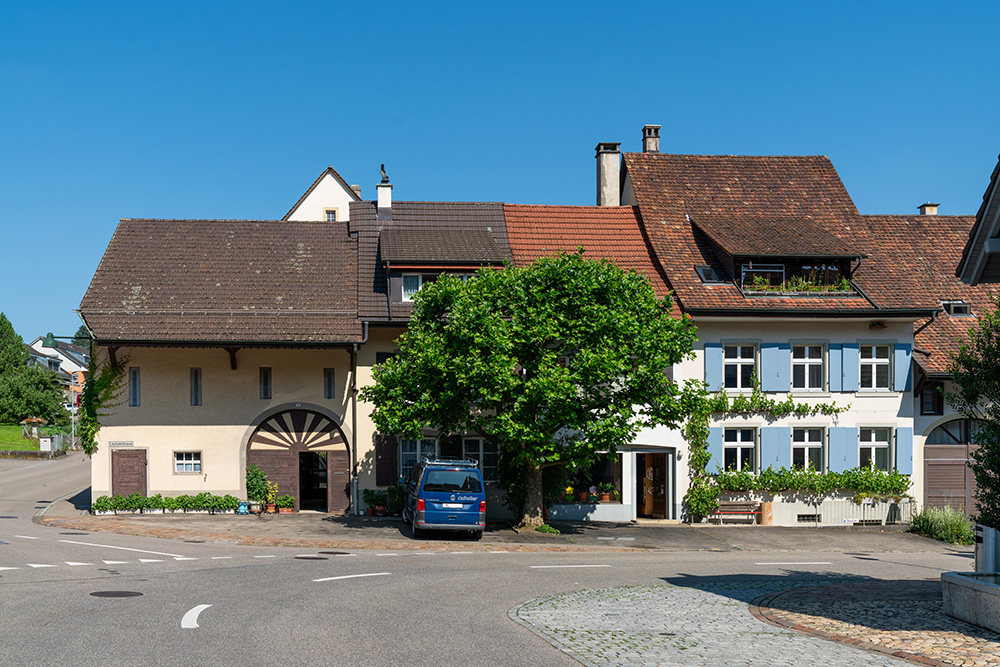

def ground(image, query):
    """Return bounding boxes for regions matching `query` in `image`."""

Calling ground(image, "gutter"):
[351,321,370,516]
[684,308,939,319]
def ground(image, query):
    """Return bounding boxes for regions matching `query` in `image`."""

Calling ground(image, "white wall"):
[286,172,358,222]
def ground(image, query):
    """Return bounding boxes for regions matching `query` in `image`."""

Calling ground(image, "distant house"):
[282,166,362,223]
[29,338,89,405]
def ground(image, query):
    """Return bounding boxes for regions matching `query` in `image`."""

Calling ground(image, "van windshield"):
[423,469,483,493]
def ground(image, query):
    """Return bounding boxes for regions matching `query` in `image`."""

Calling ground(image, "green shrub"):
[246,465,268,503]
[276,494,294,509]
[911,506,975,545]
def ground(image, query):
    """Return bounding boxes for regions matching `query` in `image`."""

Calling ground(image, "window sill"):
[854,391,901,398]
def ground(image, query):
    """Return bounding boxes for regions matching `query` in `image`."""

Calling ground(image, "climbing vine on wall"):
[79,345,128,457]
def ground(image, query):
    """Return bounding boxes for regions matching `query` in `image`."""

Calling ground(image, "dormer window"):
[695,265,725,284]
[942,301,972,317]
[402,274,425,301]
[740,260,852,294]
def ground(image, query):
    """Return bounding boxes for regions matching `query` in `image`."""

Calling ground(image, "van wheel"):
[471,530,483,541]
[411,516,423,539]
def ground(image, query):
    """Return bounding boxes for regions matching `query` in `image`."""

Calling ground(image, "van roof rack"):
[420,456,479,467]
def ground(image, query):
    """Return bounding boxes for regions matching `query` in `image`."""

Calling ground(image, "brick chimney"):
[377,164,392,220]
[918,202,939,216]
[595,142,621,206]
[642,125,661,154]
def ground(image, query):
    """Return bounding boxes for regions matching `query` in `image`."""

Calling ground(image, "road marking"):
[138,559,164,563]
[27,563,56,568]
[596,537,615,541]
[617,537,635,541]
[451,551,472,554]
[530,565,611,569]
[489,550,509,553]
[335,553,357,557]
[174,557,198,561]
[65,562,91,566]
[59,540,185,558]
[313,572,391,583]
[754,562,833,566]
[210,556,232,560]
[376,553,398,557]
[181,604,212,629]
[0,566,20,571]
[102,560,129,565]
[253,555,276,558]
[14,535,39,540]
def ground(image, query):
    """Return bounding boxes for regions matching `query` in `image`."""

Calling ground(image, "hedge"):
[92,492,239,514]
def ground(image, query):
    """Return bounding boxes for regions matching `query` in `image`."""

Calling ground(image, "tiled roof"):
[690,213,861,258]
[350,201,510,320]
[80,219,362,343]
[380,228,506,264]
[503,204,673,301]
[861,214,998,375]
[623,152,929,315]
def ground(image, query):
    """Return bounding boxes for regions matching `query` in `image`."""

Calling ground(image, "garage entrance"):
[247,409,350,513]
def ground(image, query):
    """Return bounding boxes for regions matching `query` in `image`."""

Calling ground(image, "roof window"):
[695,265,725,284]
[942,301,972,317]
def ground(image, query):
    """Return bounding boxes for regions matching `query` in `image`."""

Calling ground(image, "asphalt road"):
[0,455,973,666]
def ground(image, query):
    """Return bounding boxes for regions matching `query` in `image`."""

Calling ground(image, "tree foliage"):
[360,251,703,527]
[947,294,1000,529]
[0,313,28,374]
[71,325,92,348]
[0,312,67,425]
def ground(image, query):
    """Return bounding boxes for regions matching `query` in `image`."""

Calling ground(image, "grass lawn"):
[0,424,40,450]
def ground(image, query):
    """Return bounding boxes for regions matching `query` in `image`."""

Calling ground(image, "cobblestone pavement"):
[510,581,1000,667]
[753,581,1000,667]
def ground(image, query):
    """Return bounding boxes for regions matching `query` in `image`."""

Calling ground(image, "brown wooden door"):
[924,443,977,515]
[112,449,147,497]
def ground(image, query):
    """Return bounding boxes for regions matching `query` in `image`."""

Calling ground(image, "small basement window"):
[942,301,972,317]
[695,265,725,284]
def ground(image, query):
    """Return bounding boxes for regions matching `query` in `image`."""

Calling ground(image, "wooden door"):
[111,449,147,497]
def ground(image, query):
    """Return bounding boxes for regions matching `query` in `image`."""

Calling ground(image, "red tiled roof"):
[623,152,930,316]
[861,214,998,375]
[80,219,362,343]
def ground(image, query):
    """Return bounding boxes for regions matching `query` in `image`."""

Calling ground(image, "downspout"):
[385,260,393,321]
[914,309,939,337]
[351,321,369,515]
[847,257,881,310]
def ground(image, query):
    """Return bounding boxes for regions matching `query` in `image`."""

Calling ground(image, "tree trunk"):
[519,464,545,528]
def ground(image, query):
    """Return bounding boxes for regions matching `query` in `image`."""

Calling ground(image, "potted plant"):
[246,464,268,514]
[362,488,383,516]
[276,494,295,513]
[386,484,405,516]
[264,480,278,513]
[565,485,574,501]
[588,485,598,502]
[597,482,615,502]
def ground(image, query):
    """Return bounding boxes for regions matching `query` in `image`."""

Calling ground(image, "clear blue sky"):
[2,1,998,341]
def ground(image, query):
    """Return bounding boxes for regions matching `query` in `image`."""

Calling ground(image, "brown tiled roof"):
[80,219,362,343]
[623,152,929,316]
[380,228,505,264]
[281,166,360,220]
[503,204,673,301]
[350,201,510,320]
[861,214,998,375]
[690,213,861,258]
[956,154,1000,282]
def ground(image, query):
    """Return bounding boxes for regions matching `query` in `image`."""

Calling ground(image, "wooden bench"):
[710,501,761,524]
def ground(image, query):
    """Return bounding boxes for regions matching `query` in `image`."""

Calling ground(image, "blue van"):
[401,458,486,540]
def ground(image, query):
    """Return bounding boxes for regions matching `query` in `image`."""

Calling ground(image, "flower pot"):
[366,507,375,516]
[576,491,589,502]
[278,507,293,514]
[599,493,611,502]
[265,503,277,514]
[375,504,388,516]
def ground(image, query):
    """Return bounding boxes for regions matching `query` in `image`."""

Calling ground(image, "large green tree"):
[361,251,702,527]
[0,312,67,425]
[948,294,1000,529]
[71,324,91,348]
[0,313,28,374]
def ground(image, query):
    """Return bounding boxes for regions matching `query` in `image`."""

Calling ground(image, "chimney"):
[351,184,362,198]
[377,164,391,220]
[595,142,621,206]
[918,202,940,216]
[642,124,661,154]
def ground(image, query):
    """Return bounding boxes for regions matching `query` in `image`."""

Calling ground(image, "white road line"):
[102,560,129,565]
[0,566,20,571]
[489,550,509,553]
[210,556,232,560]
[451,551,472,554]
[376,553,398,557]
[27,563,56,568]
[596,537,614,541]
[174,557,198,561]
[65,562,91,566]
[181,604,212,629]
[313,572,391,583]
[138,559,164,563]
[616,537,635,541]
[754,562,833,566]
[335,553,357,557]
[59,540,185,558]
[529,565,611,569]
[253,555,276,559]
[14,535,39,540]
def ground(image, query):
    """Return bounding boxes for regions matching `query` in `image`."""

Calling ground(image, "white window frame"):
[399,438,437,481]
[174,451,202,474]
[723,427,757,472]
[723,344,757,391]
[324,208,339,222]
[402,274,425,301]
[859,344,892,391]
[859,427,893,471]
[791,344,825,391]
[792,427,825,472]
[463,437,499,482]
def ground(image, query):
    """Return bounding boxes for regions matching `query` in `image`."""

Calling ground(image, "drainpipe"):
[351,321,370,515]
[914,309,939,337]
[385,260,393,321]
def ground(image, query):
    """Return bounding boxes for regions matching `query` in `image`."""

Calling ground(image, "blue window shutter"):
[708,427,723,473]
[760,426,791,470]
[828,343,843,392]
[704,343,723,392]
[842,342,860,392]
[894,343,912,392]
[895,427,913,474]
[760,342,790,392]
[829,427,858,472]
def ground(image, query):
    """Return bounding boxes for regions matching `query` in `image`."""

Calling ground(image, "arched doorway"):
[247,409,350,513]
[924,418,981,515]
